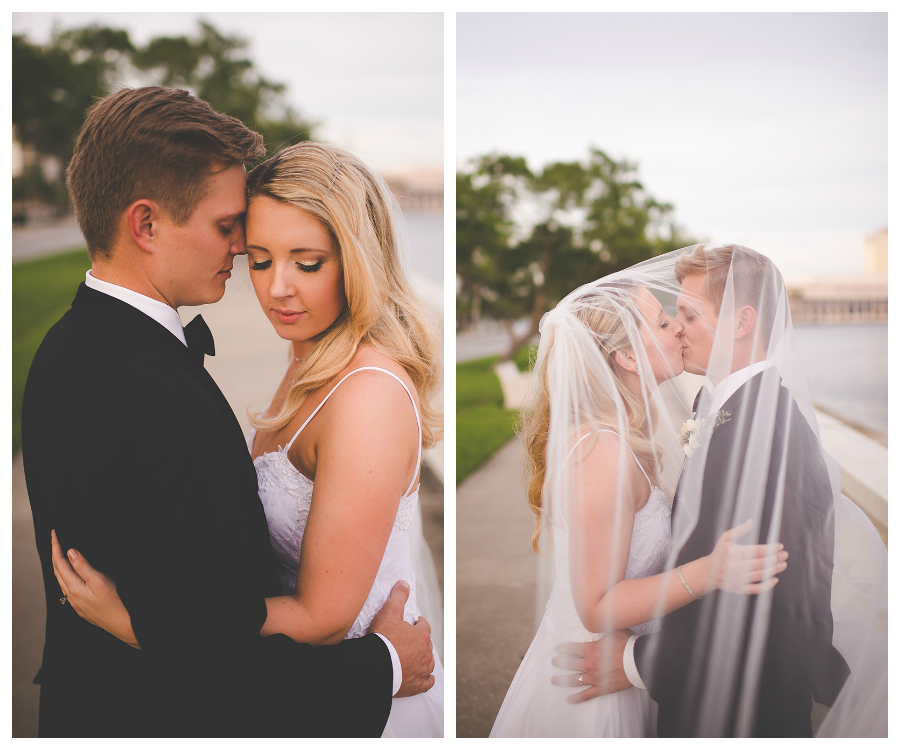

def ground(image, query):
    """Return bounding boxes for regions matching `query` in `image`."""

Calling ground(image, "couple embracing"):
[492,244,887,737]
[24,86,443,737]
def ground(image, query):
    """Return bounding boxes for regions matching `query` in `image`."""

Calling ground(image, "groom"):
[22,86,434,737]
[555,245,849,736]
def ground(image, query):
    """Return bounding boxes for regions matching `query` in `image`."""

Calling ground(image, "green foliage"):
[12,21,316,214]
[457,356,506,410]
[513,343,538,373]
[131,22,315,154]
[456,148,694,358]
[456,356,519,484]
[10,27,101,166]
[456,405,519,487]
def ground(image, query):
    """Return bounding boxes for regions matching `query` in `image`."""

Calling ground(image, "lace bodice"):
[543,433,673,641]
[250,366,421,639]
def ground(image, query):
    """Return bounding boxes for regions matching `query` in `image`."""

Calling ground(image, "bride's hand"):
[706,519,788,595]
[51,530,140,649]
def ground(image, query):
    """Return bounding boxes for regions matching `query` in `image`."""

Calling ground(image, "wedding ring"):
[578,673,584,686]
[59,596,67,606]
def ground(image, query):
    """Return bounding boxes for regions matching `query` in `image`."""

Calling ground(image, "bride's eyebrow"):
[246,245,270,253]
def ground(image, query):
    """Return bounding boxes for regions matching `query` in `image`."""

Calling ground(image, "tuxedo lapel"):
[670,370,773,519]
[70,284,246,446]
[719,369,769,418]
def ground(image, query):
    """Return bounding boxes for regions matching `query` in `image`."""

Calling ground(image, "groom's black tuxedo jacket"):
[633,369,850,737]
[23,284,394,737]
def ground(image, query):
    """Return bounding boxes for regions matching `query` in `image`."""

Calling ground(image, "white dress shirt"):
[623,359,778,690]
[82,271,403,694]
[708,359,776,414]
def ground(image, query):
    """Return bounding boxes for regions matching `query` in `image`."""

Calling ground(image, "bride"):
[490,278,787,737]
[50,142,444,737]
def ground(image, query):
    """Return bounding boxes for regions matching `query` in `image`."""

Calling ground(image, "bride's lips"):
[274,309,305,324]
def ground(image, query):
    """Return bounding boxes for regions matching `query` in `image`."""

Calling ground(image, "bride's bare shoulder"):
[568,429,622,463]
[569,430,644,490]
[339,344,418,395]
[317,345,420,428]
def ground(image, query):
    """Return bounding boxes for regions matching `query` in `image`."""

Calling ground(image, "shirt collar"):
[709,359,776,414]
[84,271,187,346]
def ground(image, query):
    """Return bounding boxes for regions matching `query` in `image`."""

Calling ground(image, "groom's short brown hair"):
[675,244,784,346]
[66,86,265,259]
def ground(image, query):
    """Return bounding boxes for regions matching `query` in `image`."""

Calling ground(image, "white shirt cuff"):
[374,633,402,696]
[623,634,646,690]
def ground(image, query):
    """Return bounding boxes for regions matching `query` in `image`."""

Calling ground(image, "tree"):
[131,22,315,154]
[457,168,513,330]
[456,148,694,360]
[12,22,316,217]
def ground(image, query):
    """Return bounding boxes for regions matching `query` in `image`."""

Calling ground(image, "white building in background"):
[786,227,888,323]
[385,168,443,213]
[865,227,888,275]
[12,127,24,178]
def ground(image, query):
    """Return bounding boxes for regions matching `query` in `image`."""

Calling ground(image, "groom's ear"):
[125,199,162,254]
[733,305,758,340]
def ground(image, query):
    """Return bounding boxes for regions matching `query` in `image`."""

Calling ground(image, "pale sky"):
[458,12,887,279]
[12,12,443,180]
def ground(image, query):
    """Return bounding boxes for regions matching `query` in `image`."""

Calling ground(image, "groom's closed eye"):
[676,304,696,321]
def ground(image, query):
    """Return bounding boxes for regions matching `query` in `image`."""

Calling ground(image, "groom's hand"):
[368,581,435,697]
[550,629,633,703]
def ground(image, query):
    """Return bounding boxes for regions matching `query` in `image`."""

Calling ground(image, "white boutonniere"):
[680,410,732,457]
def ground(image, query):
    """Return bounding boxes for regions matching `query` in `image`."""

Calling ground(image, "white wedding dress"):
[249,366,444,737]
[491,432,672,737]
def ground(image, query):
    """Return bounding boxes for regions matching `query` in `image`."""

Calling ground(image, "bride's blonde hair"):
[522,285,662,551]
[247,141,441,448]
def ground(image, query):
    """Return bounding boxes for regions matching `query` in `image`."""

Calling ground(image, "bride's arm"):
[51,530,139,648]
[261,370,419,646]
[570,434,787,635]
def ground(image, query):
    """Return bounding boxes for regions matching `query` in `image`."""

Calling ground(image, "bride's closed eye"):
[250,260,322,273]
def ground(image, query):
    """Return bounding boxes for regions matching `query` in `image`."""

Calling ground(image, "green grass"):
[456,351,534,485]
[12,247,92,455]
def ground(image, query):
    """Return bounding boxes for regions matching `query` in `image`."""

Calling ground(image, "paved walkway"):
[456,438,536,738]
[12,257,444,737]
[12,216,85,260]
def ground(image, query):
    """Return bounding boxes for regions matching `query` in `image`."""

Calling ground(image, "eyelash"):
[248,260,324,273]
[660,321,669,329]
[219,225,234,237]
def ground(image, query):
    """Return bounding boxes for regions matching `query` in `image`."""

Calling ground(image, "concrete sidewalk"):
[12,258,444,737]
[456,438,535,738]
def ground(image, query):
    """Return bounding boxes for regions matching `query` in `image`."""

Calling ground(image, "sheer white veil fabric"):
[512,244,885,737]
[376,170,444,658]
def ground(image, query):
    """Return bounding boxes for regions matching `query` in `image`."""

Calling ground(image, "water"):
[403,213,443,285]
[793,323,887,438]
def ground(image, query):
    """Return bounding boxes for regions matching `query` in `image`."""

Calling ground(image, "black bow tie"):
[692,385,711,415]
[183,314,215,367]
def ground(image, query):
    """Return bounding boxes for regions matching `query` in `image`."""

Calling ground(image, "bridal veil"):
[523,244,886,736]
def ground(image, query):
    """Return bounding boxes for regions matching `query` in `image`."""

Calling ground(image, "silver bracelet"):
[678,564,702,601]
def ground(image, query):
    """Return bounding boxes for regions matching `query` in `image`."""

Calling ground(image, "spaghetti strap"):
[592,429,653,491]
[284,366,423,497]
